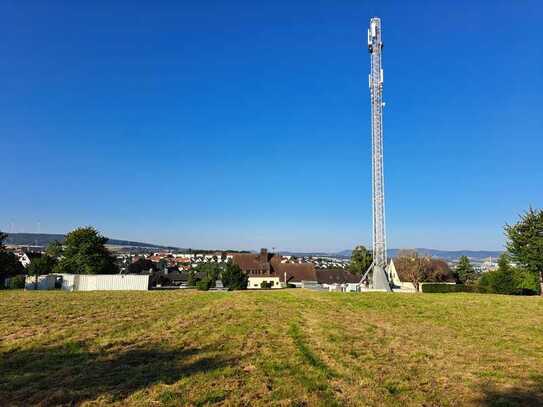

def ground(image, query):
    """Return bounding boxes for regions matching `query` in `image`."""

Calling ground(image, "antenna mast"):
[367,17,391,291]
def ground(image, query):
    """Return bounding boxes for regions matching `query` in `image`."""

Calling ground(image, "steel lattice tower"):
[367,17,391,291]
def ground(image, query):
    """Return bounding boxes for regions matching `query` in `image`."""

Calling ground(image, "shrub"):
[9,275,26,289]
[260,281,273,289]
[421,283,477,293]
[187,271,199,287]
[480,269,515,294]
[196,276,214,291]
[478,267,539,296]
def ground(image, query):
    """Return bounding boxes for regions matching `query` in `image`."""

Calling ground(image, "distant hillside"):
[390,248,503,262]
[5,233,503,261]
[285,248,503,261]
[4,233,178,250]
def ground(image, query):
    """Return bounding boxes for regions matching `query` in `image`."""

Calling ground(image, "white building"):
[247,276,283,289]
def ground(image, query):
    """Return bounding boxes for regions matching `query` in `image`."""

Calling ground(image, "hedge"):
[421,283,477,293]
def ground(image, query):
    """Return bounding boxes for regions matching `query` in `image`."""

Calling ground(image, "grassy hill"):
[1,290,542,406]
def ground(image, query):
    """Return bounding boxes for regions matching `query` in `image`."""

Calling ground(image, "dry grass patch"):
[1,290,542,406]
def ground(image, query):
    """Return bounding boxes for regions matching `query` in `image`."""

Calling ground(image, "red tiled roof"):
[273,263,316,282]
[232,253,269,272]
[315,269,360,284]
[233,252,317,281]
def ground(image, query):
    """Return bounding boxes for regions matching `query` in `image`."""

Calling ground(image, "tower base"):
[371,264,392,291]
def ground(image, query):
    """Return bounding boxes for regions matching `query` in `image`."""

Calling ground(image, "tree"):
[197,263,221,282]
[349,245,373,275]
[195,263,221,291]
[53,227,118,275]
[221,263,248,290]
[45,240,63,259]
[394,250,430,292]
[157,259,169,273]
[479,254,515,294]
[27,255,57,289]
[426,259,456,282]
[0,231,7,250]
[456,256,476,284]
[505,207,543,295]
[0,231,25,288]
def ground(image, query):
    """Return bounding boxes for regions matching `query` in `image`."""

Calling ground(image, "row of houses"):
[231,249,360,290]
[125,249,349,274]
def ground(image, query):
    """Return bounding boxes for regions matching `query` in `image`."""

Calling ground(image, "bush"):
[478,268,539,296]
[196,276,214,291]
[9,275,26,289]
[478,269,514,294]
[421,283,477,293]
[187,271,199,287]
[260,281,273,289]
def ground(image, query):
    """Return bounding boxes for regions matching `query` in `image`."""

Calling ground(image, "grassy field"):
[1,290,542,406]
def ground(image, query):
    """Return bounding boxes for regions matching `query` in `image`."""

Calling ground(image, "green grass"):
[1,290,542,406]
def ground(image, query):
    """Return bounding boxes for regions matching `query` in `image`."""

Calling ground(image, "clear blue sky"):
[1,1,542,252]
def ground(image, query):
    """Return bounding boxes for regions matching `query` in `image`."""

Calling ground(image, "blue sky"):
[1,1,542,252]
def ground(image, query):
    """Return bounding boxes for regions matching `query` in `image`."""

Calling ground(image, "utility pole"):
[367,17,391,291]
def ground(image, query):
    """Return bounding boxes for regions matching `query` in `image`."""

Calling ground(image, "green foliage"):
[27,255,57,289]
[196,276,214,291]
[0,232,25,286]
[349,245,373,275]
[27,255,57,277]
[197,263,221,281]
[505,207,543,294]
[53,227,118,275]
[187,270,198,287]
[8,275,26,289]
[513,267,540,295]
[479,270,515,294]
[45,241,63,259]
[456,256,476,284]
[195,263,224,291]
[478,254,539,295]
[158,259,168,272]
[221,263,248,290]
[260,280,273,289]
[421,283,476,293]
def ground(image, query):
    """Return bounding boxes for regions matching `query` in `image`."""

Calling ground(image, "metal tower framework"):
[366,17,391,291]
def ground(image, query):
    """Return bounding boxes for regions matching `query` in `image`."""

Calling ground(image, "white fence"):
[25,275,57,290]
[60,274,149,291]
